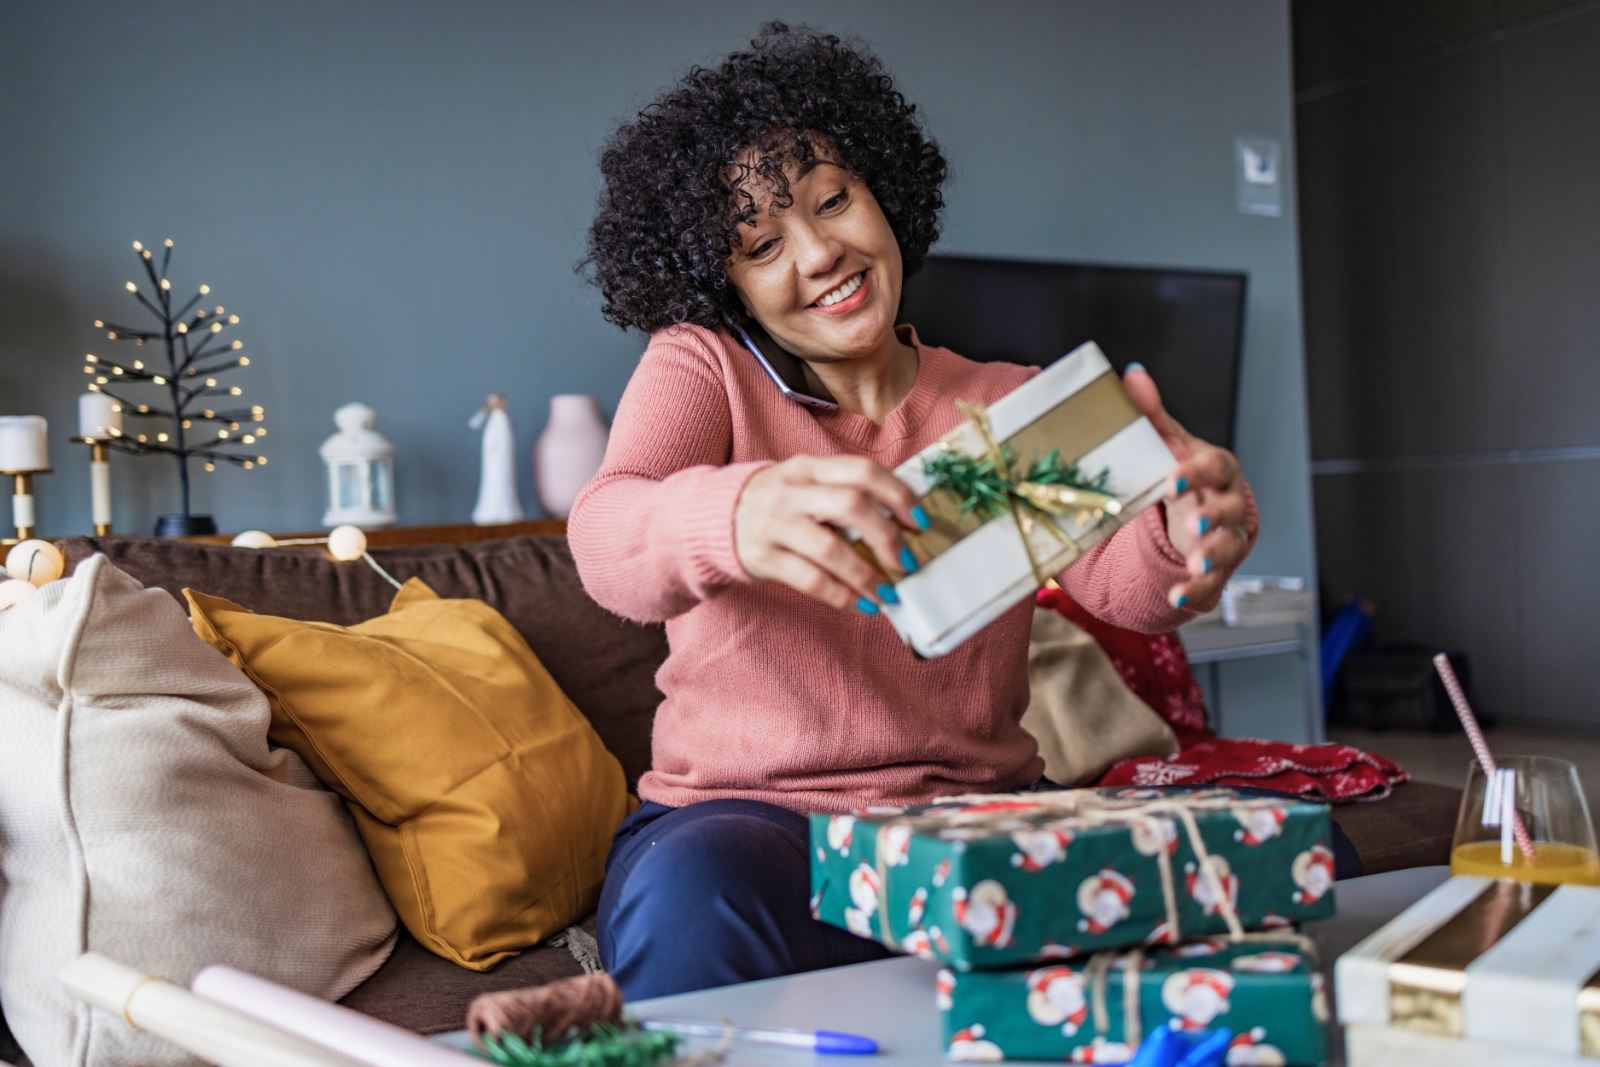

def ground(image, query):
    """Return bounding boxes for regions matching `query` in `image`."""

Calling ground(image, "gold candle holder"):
[71,436,114,536]
[2,468,50,544]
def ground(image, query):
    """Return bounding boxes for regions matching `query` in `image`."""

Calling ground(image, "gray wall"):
[2,1,1317,739]
[1295,0,1600,729]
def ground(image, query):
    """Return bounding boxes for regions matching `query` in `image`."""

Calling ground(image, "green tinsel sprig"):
[476,1022,683,1067]
[923,445,1112,522]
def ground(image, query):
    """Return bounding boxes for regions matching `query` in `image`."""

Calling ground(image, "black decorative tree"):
[82,239,267,535]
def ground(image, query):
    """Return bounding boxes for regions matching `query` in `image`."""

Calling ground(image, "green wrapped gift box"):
[939,935,1329,1064]
[808,788,1334,969]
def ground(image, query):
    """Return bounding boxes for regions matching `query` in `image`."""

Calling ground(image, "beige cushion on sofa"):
[1022,608,1180,786]
[0,554,397,1067]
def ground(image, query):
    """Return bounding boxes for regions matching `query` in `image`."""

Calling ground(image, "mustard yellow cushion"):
[184,578,631,971]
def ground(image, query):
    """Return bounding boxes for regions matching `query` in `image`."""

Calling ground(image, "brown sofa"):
[8,533,1458,1047]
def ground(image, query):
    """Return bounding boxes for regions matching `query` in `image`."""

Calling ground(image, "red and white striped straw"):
[1434,653,1537,862]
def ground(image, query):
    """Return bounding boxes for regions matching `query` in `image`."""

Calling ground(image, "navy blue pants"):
[597,791,1362,1000]
[596,799,895,999]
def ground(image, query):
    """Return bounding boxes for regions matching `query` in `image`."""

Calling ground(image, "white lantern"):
[319,403,396,528]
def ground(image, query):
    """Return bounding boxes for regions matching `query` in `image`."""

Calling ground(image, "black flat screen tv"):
[897,255,1247,450]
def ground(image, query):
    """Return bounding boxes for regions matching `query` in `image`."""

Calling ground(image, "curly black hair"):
[583,22,948,333]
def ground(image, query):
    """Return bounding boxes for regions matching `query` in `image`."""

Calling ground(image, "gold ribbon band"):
[1388,878,1554,1038]
[905,371,1141,572]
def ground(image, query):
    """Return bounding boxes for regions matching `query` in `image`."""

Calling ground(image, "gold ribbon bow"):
[938,400,1123,585]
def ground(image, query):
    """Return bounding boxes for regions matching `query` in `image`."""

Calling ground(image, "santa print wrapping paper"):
[938,936,1329,1064]
[808,788,1335,970]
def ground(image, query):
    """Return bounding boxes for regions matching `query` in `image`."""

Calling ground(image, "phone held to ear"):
[726,315,839,412]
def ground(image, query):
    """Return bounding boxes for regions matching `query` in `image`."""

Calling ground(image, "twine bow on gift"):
[922,401,1122,584]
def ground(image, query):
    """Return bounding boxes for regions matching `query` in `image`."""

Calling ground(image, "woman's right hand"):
[734,455,930,613]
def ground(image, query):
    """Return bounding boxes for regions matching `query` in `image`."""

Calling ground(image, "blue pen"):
[637,1018,877,1055]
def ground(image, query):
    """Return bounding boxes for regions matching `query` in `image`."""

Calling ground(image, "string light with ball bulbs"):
[229,525,404,590]
[83,239,269,536]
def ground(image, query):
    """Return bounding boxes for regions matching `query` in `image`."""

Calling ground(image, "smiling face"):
[723,146,905,367]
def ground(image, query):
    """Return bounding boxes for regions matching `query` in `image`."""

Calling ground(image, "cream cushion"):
[0,554,397,1067]
[1022,607,1180,786]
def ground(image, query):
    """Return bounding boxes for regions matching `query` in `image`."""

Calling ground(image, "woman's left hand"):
[1121,364,1254,608]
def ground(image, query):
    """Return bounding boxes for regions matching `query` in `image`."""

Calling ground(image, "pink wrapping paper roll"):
[191,964,473,1067]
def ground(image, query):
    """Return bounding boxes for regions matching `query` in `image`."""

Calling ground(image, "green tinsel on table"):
[923,445,1112,522]
[475,1023,683,1067]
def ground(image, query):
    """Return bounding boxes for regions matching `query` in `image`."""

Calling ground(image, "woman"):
[572,23,1258,999]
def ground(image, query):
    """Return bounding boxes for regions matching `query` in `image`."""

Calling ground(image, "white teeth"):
[815,272,865,307]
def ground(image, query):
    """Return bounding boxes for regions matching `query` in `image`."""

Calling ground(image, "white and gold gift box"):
[1337,875,1600,1064]
[882,341,1173,658]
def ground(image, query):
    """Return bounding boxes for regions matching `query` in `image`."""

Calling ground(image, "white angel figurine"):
[469,393,524,525]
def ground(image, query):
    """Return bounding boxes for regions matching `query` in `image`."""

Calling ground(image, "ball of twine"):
[466,972,625,1045]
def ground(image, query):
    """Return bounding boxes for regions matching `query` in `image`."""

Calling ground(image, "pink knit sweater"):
[570,323,1234,815]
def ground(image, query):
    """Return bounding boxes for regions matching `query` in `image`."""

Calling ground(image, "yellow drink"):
[1450,840,1600,886]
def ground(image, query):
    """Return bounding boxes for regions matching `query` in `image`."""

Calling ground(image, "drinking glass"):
[1450,755,1600,885]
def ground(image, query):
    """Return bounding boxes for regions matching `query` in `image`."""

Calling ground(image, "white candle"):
[79,393,122,440]
[91,454,113,527]
[0,416,48,471]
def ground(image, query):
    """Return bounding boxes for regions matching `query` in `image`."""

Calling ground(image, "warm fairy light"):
[205,377,217,387]
[218,430,229,439]
[181,419,192,429]
[83,366,93,374]
[163,238,173,247]
[238,357,250,366]
[241,434,255,444]
[137,434,148,443]
[132,240,144,251]
[227,314,239,324]
[199,284,211,295]
[256,457,267,465]
[85,353,98,363]
[132,359,143,369]
[107,331,118,340]
[156,432,169,442]
[109,427,122,436]
[251,405,264,415]
[230,340,243,350]
[112,367,123,375]
[176,322,188,334]
[87,383,100,392]
[203,409,215,418]
[159,278,171,291]
[152,375,167,385]
[141,249,152,260]
[243,460,254,470]
[94,319,105,328]
[210,322,222,333]
[111,404,122,414]
[213,305,225,314]
[95,376,108,385]
[205,462,215,472]
[138,404,150,413]
[256,428,267,437]
[229,386,242,395]
[125,281,137,292]
[228,422,240,431]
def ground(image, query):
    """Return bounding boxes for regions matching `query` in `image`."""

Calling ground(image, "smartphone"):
[725,315,838,411]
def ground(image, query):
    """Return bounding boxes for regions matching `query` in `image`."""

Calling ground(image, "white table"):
[435,866,1450,1065]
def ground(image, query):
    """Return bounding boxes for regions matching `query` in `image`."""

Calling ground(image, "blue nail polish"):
[856,597,879,615]
[1175,594,1189,609]
[912,505,931,530]
[877,583,899,605]
[1126,361,1146,373]
[1198,516,1211,536]
[899,546,920,574]
[1203,557,1213,574]
[1174,476,1189,495]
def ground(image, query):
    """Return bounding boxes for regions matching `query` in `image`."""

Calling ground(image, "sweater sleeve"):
[568,330,769,624]
[1057,483,1262,634]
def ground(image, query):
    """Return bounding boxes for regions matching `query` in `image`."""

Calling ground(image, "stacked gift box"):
[809,788,1337,1063]
[1337,874,1600,1064]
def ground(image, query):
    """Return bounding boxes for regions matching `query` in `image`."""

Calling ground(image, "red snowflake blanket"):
[1036,587,1409,802]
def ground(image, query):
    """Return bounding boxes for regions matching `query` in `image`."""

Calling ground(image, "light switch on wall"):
[1236,135,1282,217]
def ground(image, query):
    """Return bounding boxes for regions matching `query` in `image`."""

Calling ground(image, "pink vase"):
[535,394,609,518]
